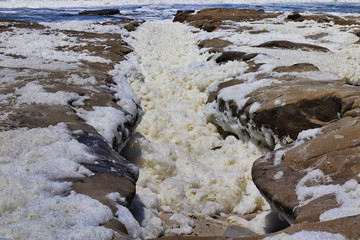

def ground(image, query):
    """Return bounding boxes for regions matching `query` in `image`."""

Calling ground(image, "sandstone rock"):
[174,8,281,32]
[273,63,319,72]
[256,40,329,52]
[79,9,120,16]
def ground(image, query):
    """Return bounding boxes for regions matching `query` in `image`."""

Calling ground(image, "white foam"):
[123,20,269,222]
[296,169,334,206]
[297,128,322,141]
[16,82,83,106]
[168,213,195,235]
[128,194,167,238]
[320,179,360,221]
[0,123,117,239]
[274,171,284,180]
[227,211,272,235]
[116,204,155,239]
[76,106,128,148]
[264,231,347,240]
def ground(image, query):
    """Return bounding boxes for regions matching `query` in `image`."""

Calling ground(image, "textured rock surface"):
[0,18,142,238]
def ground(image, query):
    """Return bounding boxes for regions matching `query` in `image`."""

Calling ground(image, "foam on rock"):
[0,124,115,239]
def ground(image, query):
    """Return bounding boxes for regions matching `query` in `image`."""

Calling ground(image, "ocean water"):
[1,2,360,22]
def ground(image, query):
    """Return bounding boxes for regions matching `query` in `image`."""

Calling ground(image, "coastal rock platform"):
[0,18,143,239]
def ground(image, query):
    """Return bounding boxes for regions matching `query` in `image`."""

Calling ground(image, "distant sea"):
[0,1,360,22]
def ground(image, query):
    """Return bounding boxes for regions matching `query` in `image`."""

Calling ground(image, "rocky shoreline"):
[1,7,360,240]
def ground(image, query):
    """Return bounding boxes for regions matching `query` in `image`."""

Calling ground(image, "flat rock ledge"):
[0,18,143,239]
[173,8,360,240]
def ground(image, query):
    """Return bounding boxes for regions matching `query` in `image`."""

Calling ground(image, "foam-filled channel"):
[115,20,270,235]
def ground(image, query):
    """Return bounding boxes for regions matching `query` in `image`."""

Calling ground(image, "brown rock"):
[207,79,360,149]
[174,8,281,32]
[286,11,358,26]
[215,51,246,64]
[256,40,329,52]
[305,32,328,40]
[252,120,360,221]
[214,52,259,64]
[0,18,46,30]
[273,63,319,72]
[252,108,360,225]
[198,38,233,53]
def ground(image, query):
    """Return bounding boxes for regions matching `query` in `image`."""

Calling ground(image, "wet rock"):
[256,40,329,52]
[215,51,246,64]
[273,63,319,72]
[223,225,258,237]
[79,9,120,16]
[215,51,259,64]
